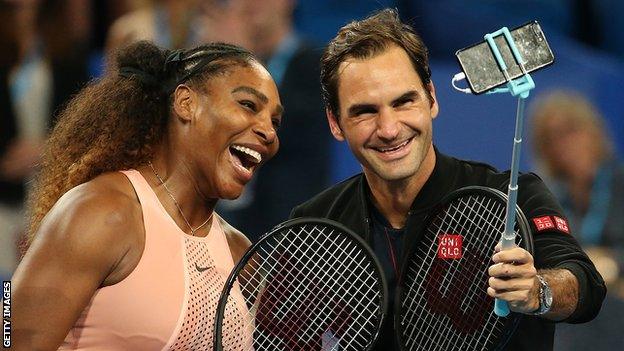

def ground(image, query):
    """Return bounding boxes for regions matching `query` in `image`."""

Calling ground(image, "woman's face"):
[542,113,600,180]
[180,60,283,200]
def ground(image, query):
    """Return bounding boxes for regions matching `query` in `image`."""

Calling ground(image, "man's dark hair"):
[320,8,432,117]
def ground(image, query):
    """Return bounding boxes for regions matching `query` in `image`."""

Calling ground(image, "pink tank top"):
[60,170,251,350]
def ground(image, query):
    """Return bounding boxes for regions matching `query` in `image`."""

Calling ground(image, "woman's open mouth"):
[229,144,262,181]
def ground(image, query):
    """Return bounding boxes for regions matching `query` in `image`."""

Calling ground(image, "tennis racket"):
[395,186,533,351]
[213,217,388,351]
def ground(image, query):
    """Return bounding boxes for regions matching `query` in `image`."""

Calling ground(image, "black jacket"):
[291,149,606,350]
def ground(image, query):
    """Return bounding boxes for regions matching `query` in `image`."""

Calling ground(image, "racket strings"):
[220,223,384,351]
[417,197,504,350]
[252,229,377,336]
[399,194,524,351]
[251,232,377,347]
[422,197,520,350]
[247,227,379,349]
[255,228,378,349]
[402,197,501,324]
[405,196,505,350]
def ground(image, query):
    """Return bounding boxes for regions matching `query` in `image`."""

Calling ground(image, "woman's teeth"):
[231,145,261,164]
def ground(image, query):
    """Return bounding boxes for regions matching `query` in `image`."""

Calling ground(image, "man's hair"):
[320,8,432,117]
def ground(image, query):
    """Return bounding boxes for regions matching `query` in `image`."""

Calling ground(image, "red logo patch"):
[553,216,570,234]
[532,216,555,232]
[438,234,463,259]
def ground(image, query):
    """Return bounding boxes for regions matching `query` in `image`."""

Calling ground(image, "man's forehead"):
[337,51,425,103]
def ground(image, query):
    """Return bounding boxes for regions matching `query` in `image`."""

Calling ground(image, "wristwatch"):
[530,274,553,315]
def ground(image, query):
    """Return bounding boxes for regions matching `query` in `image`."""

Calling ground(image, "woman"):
[12,41,283,350]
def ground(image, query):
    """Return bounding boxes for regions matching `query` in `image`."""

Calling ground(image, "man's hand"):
[487,246,540,314]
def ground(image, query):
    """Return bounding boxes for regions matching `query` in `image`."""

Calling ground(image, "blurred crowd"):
[1,0,332,281]
[1,1,623,348]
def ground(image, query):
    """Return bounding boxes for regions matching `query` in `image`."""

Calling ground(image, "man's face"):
[329,45,439,183]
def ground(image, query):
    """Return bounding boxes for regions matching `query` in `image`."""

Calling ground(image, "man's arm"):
[487,173,606,322]
[539,268,578,320]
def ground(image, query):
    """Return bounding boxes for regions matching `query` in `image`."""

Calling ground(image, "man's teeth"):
[378,139,410,152]
[231,145,262,163]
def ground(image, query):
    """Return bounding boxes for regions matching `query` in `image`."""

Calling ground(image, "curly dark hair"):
[320,8,432,117]
[25,41,257,244]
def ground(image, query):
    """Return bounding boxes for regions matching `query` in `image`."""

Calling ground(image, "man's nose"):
[376,109,400,141]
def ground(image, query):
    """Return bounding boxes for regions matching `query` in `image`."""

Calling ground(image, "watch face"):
[540,276,553,312]
[544,284,553,307]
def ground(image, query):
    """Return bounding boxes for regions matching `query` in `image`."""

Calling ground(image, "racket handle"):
[494,235,515,316]
[495,298,510,317]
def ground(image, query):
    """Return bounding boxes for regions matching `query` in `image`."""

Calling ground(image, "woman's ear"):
[172,84,195,122]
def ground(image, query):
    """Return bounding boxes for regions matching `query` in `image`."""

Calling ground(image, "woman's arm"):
[11,178,143,350]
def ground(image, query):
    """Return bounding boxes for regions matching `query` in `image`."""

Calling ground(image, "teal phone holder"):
[482,27,536,318]
[484,27,535,99]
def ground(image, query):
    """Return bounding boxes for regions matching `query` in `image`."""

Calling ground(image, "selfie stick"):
[480,27,536,317]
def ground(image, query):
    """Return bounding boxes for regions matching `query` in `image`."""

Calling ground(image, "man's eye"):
[240,100,257,112]
[394,98,414,108]
[355,108,376,116]
[272,118,282,130]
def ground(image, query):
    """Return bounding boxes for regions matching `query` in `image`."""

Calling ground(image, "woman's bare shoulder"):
[45,172,141,236]
[217,215,252,265]
[29,171,145,284]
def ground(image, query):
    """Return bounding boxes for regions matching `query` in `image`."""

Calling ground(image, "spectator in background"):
[35,0,91,127]
[0,1,25,282]
[106,0,204,54]
[206,0,331,238]
[0,0,90,279]
[530,90,624,298]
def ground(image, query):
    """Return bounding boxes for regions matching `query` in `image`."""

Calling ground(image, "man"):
[290,9,605,350]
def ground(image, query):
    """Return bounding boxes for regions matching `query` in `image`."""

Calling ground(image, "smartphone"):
[455,21,554,94]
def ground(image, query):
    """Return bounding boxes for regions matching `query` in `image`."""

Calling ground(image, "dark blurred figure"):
[530,89,624,351]
[207,0,331,238]
[36,0,91,125]
[106,0,204,54]
[0,0,90,279]
[0,1,25,281]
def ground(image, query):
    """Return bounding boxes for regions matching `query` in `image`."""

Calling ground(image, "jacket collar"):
[409,147,458,213]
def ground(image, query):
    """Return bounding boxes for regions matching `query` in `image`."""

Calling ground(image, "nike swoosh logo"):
[195,262,212,273]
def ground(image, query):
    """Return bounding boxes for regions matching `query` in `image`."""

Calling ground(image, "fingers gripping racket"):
[214,218,388,351]
[395,186,533,351]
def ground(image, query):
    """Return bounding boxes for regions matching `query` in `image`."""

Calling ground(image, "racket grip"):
[495,298,510,317]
